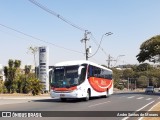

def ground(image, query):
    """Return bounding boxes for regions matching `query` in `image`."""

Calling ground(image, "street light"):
[113,55,125,67]
[88,32,113,59]
[105,32,113,36]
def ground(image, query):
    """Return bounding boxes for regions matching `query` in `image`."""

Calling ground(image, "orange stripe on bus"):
[54,86,77,91]
[88,77,112,92]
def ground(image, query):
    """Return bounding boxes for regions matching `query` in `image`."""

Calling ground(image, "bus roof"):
[54,60,112,72]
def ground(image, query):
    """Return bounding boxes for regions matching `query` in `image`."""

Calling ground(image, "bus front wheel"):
[61,98,67,102]
[84,90,90,101]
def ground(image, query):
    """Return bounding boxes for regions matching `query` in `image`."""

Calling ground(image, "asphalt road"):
[0,92,160,120]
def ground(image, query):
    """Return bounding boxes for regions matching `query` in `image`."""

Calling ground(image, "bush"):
[24,76,43,96]
[117,85,124,90]
[0,80,8,93]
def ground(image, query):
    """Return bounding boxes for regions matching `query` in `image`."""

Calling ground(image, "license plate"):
[60,94,65,97]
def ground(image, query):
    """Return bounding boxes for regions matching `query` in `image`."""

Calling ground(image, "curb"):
[0,96,51,100]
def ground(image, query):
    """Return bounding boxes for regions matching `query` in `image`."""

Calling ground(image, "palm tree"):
[14,60,21,68]
[4,59,22,93]
[25,65,31,75]
[8,59,14,68]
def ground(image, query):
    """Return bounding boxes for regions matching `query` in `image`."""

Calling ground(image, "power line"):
[28,0,86,32]
[90,33,113,57]
[90,33,109,57]
[0,23,84,54]
[28,0,111,61]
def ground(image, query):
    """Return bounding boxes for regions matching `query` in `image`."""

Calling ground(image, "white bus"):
[50,60,113,101]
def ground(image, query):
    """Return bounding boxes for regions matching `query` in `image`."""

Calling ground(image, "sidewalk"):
[0,93,50,99]
[0,93,51,99]
[0,93,51,105]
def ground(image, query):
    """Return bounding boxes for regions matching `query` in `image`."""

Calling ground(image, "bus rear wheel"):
[104,89,109,98]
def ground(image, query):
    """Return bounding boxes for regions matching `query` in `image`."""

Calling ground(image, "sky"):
[0,0,160,67]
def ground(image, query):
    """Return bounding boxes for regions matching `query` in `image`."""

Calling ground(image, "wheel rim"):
[86,91,89,100]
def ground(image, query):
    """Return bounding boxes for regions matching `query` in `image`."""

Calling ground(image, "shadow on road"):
[32,96,109,103]
[31,92,160,103]
[32,98,85,103]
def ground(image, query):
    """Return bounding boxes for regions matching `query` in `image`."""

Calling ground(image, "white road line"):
[127,96,135,99]
[136,101,155,111]
[122,100,155,120]
[138,101,160,120]
[146,98,152,100]
[137,97,144,100]
[88,101,110,107]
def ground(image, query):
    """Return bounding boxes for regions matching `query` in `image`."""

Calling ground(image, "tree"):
[4,66,8,81]
[137,76,148,88]
[0,80,7,93]
[136,63,152,72]
[136,35,160,63]
[112,68,123,88]
[25,65,31,75]
[122,69,134,79]
[24,74,43,95]
[14,60,21,68]
[4,59,21,93]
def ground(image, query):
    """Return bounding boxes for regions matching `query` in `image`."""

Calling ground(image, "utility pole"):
[106,54,116,68]
[128,77,129,91]
[107,54,111,68]
[81,30,90,60]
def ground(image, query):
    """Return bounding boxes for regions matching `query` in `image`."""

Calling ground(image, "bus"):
[50,60,113,101]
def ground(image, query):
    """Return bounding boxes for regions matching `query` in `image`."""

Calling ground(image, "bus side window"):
[104,71,112,79]
[88,65,93,77]
[94,67,101,78]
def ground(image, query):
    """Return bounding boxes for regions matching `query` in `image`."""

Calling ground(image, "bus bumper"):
[50,89,86,99]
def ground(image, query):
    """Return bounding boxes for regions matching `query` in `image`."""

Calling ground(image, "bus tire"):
[105,89,109,98]
[61,98,67,102]
[84,90,90,101]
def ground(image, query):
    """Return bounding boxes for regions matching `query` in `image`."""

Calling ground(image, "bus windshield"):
[52,65,80,88]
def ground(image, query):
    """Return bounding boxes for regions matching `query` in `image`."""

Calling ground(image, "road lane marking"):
[138,101,160,120]
[127,96,135,99]
[122,100,155,120]
[136,101,155,111]
[88,101,110,107]
[137,97,144,99]
[146,98,152,100]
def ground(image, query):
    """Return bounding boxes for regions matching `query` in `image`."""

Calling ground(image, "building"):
[0,64,5,81]
[39,46,49,92]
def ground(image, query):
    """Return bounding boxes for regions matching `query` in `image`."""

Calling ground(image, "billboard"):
[39,46,49,91]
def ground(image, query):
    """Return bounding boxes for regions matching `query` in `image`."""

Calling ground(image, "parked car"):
[145,86,154,93]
